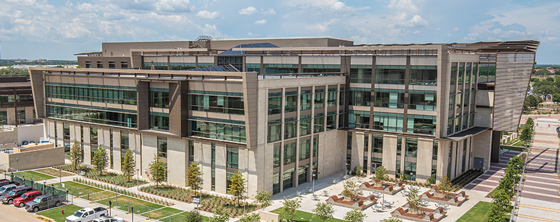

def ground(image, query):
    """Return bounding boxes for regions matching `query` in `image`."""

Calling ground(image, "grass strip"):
[36,204,82,222]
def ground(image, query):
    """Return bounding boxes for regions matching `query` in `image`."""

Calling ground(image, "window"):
[404,162,417,181]
[348,111,370,129]
[150,113,169,131]
[121,62,128,69]
[273,173,280,194]
[190,119,246,143]
[313,116,324,133]
[188,141,194,162]
[283,168,294,190]
[120,131,129,159]
[226,146,239,169]
[108,61,115,69]
[302,64,340,73]
[299,139,311,160]
[150,88,169,108]
[273,144,281,167]
[90,127,98,161]
[245,63,260,73]
[285,95,297,113]
[190,91,244,115]
[314,88,325,109]
[283,142,296,165]
[326,114,336,130]
[313,137,319,157]
[0,111,7,125]
[409,91,437,111]
[374,89,405,108]
[63,123,70,158]
[45,83,137,105]
[373,135,383,153]
[267,120,281,143]
[217,56,243,71]
[96,61,103,68]
[262,64,298,74]
[298,165,308,185]
[364,134,369,152]
[268,97,282,115]
[327,89,337,107]
[350,65,372,83]
[47,106,137,128]
[407,115,436,135]
[372,112,403,132]
[409,66,437,85]
[157,137,167,164]
[300,116,311,136]
[375,65,406,84]
[284,118,297,140]
[17,110,26,125]
[300,90,312,111]
[85,61,91,68]
[405,138,418,158]
[349,88,370,106]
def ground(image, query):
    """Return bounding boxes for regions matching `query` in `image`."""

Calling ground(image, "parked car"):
[0,184,27,195]
[65,207,108,222]
[0,180,19,188]
[1,186,34,204]
[13,190,42,207]
[92,216,125,222]
[25,194,64,212]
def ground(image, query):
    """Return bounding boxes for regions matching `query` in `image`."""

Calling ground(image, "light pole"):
[136,169,139,190]
[59,167,62,183]
[16,158,19,174]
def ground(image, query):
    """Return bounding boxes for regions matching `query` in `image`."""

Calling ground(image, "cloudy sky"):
[0,0,559,64]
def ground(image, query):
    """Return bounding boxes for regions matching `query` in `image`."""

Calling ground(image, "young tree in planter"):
[374,166,388,187]
[121,149,135,182]
[92,146,108,175]
[399,173,407,182]
[228,170,246,207]
[148,155,167,188]
[487,202,506,222]
[184,209,204,222]
[343,180,360,201]
[69,140,83,170]
[281,196,301,222]
[437,176,453,198]
[492,188,511,211]
[186,162,203,195]
[209,208,230,222]
[313,202,334,222]
[344,208,368,222]
[255,190,272,208]
[239,213,260,222]
[406,187,423,215]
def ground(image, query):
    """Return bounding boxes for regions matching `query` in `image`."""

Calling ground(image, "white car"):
[92,216,125,222]
[66,207,108,222]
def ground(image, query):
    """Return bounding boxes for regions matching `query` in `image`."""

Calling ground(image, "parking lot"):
[0,201,42,222]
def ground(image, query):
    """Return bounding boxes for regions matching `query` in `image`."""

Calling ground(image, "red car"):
[0,180,19,187]
[13,190,42,207]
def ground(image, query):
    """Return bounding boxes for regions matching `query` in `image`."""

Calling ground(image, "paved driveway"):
[0,203,42,222]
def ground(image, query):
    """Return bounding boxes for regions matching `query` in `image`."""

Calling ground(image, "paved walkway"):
[464,151,521,193]
[514,119,560,222]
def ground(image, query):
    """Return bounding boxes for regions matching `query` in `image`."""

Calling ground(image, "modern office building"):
[0,75,40,126]
[29,37,538,196]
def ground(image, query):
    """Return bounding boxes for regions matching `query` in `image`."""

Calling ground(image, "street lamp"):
[16,158,19,173]
[59,167,62,183]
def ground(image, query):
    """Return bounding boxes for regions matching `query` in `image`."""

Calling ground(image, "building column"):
[83,127,91,165]
[416,138,433,182]
[382,135,398,177]
[436,140,448,181]
[113,131,121,172]
[167,138,186,187]
[351,131,362,172]
[200,142,212,191]
[141,134,157,180]
[6,108,15,125]
[450,142,456,179]
[215,144,227,194]
[24,106,34,124]
[56,122,64,148]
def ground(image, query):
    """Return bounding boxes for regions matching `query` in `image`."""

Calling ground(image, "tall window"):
[405,139,418,158]
[285,92,297,113]
[373,135,383,153]
[90,127,98,161]
[63,123,70,158]
[268,96,282,115]
[283,142,296,165]
[226,146,239,169]
[150,89,169,108]
[314,88,325,109]
[188,141,194,162]
[300,90,312,111]
[300,115,311,136]
[150,113,169,131]
[157,137,167,165]
[268,120,282,143]
[121,131,129,159]
[273,144,281,168]
[299,139,311,161]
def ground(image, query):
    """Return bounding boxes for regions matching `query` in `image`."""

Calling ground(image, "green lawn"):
[141,207,183,219]
[271,208,345,222]
[37,204,82,222]
[52,181,103,197]
[457,201,491,222]
[161,211,210,222]
[13,171,55,181]
[97,195,164,214]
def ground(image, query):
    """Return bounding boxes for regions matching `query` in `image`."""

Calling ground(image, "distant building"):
[0,75,41,126]
[30,38,538,196]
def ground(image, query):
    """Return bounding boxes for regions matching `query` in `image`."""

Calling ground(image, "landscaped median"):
[139,184,262,218]
[12,170,55,181]
[54,165,146,187]
[36,204,82,222]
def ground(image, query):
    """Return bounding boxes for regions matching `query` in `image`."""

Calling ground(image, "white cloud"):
[388,0,417,12]
[153,0,194,12]
[453,27,459,31]
[402,15,427,28]
[196,10,220,19]
[284,0,353,12]
[254,19,267,25]
[262,8,276,15]
[239,6,257,15]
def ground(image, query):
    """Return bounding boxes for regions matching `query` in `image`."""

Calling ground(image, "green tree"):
[239,213,260,222]
[184,209,204,222]
[313,202,334,222]
[399,173,407,182]
[487,202,506,222]
[186,162,203,195]
[121,149,135,182]
[406,187,422,214]
[553,93,560,105]
[381,217,403,222]
[255,190,272,208]
[92,146,108,175]
[69,140,83,170]
[344,208,368,222]
[525,95,539,109]
[228,170,246,207]
[437,176,453,198]
[492,188,512,210]
[526,117,534,129]
[519,124,533,142]
[374,165,388,187]
[76,65,83,68]
[148,155,167,188]
[281,196,301,222]
[209,208,230,222]
[343,180,360,201]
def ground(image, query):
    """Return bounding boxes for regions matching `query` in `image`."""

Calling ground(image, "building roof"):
[219,43,279,55]
[445,127,490,141]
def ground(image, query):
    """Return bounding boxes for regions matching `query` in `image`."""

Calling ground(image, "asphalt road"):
[0,202,42,222]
